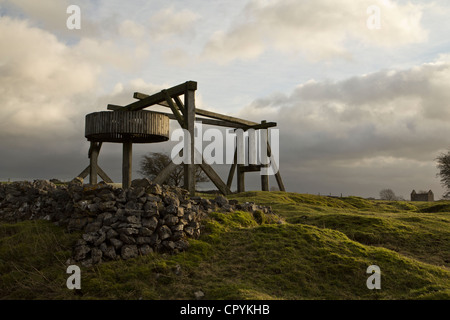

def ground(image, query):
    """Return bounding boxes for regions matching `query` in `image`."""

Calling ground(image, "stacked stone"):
[0,178,274,267]
[0,179,72,223]
[69,179,206,266]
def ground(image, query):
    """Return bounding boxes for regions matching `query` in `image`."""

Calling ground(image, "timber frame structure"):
[77,81,285,196]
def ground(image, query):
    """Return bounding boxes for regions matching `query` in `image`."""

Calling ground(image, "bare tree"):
[379,189,397,200]
[436,151,450,198]
[139,152,208,187]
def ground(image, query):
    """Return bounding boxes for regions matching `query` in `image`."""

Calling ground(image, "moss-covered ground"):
[0,192,449,300]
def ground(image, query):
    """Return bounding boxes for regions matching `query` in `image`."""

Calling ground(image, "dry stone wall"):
[0,178,273,267]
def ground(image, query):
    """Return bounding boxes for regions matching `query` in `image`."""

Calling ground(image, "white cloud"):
[0,17,100,141]
[0,0,71,30]
[202,0,427,63]
[149,6,200,41]
[119,19,147,40]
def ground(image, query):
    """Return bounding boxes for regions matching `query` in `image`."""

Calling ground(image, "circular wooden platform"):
[85,111,170,143]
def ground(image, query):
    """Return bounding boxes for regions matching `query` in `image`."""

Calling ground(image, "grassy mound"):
[0,192,449,300]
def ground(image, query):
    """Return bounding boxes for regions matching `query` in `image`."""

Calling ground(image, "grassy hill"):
[0,191,449,300]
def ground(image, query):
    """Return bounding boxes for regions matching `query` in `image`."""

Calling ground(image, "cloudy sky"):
[1,0,450,199]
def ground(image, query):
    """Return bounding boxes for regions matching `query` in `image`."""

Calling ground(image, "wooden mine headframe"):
[77,81,285,196]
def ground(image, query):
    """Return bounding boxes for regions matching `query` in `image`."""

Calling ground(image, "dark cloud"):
[238,58,450,198]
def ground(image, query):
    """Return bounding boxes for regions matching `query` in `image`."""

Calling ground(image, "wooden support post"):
[248,129,257,165]
[199,162,231,195]
[97,166,113,184]
[261,171,269,191]
[193,149,231,195]
[79,165,113,184]
[184,85,196,196]
[89,142,101,185]
[242,165,262,172]
[226,147,237,189]
[78,165,90,179]
[260,121,269,191]
[274,165,285,192]
[266,141,286,192]
[236,128,246,193]
[237,164,245,193]
[122,140,132,189]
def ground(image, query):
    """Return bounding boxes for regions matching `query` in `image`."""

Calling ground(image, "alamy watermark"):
[367,5,381,30]
[66,5,81,30]
[170,121,280,175]
[366,265,381,289]
[66,265,81,290]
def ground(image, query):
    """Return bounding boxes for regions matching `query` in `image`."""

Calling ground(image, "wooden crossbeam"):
[77,165,113,184]
[245,122,277,131]
[266,143,285,192]
[226,148,237,189]
[162,90,185,128]
[78,142,114,184]
[107,104,247,129]
[106,104,122,111]
[153,161,178,185]
[134,91,257,127]
[120,81,197,111]
[199,162,231,195]
[97,166,113,183]
[174,95,186,117]
[194,149,231,195]
[77,166,90,179]
[194,108,257,127]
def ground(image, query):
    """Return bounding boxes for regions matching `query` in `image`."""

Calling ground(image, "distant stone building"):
[410,190,434,202]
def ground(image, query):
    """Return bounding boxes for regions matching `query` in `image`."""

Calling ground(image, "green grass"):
[0,192,449,300]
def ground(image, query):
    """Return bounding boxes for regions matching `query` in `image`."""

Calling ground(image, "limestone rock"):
[121,245,138,260]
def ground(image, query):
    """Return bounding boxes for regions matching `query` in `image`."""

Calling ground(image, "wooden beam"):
[245,122,277,131]
[260,121,269,191]
[162,90,185,128]
[237,164,245,193]
[134,91,258,127]
[173,95,186,117]
[184,87,196,196]
[111,98,275,131]
[194,149,231,195]
[266,143,285,192]
[194,108,257,127]
[79,141,113,184]
[274,169,285,192]
[241,165,262,172]
[197,117,247,129]
[121,81,197,111]
[77,165,90,179]
[199,162,231,195]
[261,168,269,191]
[107,104,122,111]
[226,148,237,189]
[153,161,178,185]
[97,166,113,184]
[106,106,247,129]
